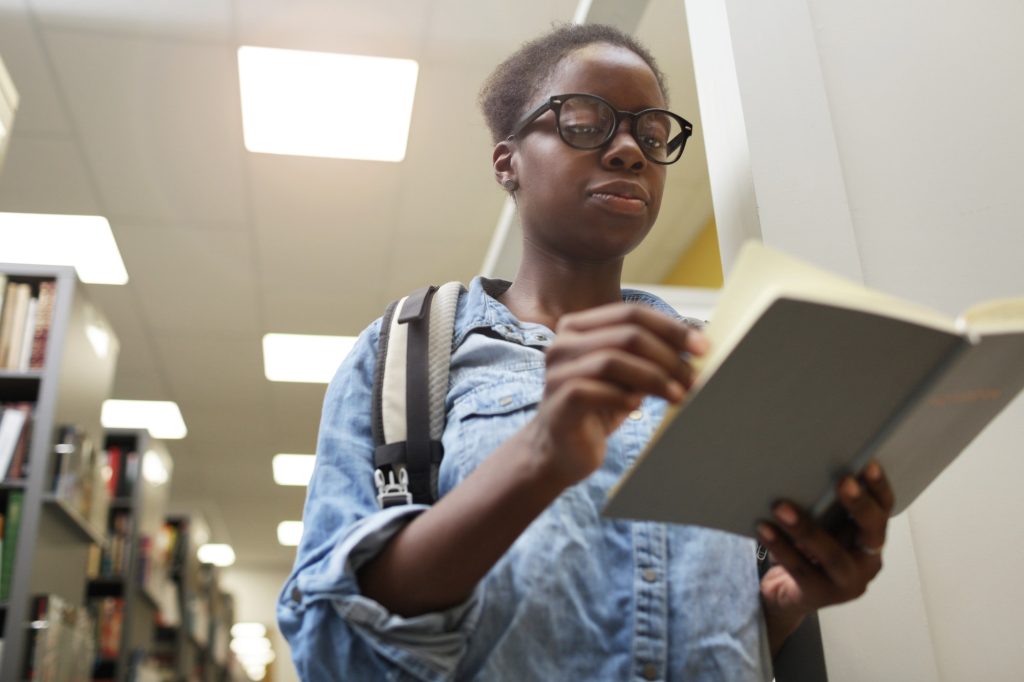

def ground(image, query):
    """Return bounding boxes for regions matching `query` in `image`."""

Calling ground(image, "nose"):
[600,117,647,172]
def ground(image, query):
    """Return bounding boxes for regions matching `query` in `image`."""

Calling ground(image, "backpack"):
[368,281,827,682]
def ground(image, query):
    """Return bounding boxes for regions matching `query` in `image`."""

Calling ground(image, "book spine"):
[3,283,31,370]
[28,280,55,370]
[6,404,32,480]
[0,281,17,367]
[0,490,23,600]
[16,296,36,372]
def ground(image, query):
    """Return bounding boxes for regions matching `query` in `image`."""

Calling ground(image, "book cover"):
[603,242,1024,538]
[5,404,33,480]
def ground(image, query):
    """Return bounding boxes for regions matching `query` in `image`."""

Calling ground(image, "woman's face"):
[508,43,669,264]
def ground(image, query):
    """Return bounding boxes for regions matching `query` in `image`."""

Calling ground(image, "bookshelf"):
[0,263,119,680]
[88,428,175,682]
[154,515,238,682]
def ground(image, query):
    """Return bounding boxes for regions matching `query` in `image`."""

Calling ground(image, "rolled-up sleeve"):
[278,319,480,681]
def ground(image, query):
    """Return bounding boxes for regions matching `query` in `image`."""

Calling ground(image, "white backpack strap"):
[372,282,464,507]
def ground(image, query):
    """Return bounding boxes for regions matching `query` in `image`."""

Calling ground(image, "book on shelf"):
[603,241,1024,538]
[0,278,56,372]
[0,402,32,479]
[51,425,106,524]
[24,593,96,681]
[28,279,55,370]
[0,490,22,600]
[88,595,124,660]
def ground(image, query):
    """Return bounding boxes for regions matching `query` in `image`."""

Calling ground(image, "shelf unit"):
[153,515,238,682]
[0,263,119,680]
[88,428,174,682]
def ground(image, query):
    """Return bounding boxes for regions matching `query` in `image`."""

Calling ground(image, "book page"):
[959,298,1024,335]
[694,242,959,383]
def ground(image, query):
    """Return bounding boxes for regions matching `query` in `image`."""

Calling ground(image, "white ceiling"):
[0,0,712,569]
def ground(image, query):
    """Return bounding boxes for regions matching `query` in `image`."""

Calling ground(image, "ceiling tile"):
[247,153,400,333]
[29,0,232,41]
[0,133,100,213]
[42,28,248,226]
[0,0,74,134]
[113,225,262,334]
[237,0,432,57]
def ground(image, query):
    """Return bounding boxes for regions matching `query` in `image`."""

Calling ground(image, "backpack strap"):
[372,281,463,507]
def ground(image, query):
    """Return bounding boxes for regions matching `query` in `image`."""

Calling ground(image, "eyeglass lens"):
[558,95,684,162]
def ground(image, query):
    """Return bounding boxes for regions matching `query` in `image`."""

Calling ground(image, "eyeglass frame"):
[506,93,693,165]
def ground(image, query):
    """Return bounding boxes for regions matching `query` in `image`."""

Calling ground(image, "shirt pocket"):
[440,380,543,489]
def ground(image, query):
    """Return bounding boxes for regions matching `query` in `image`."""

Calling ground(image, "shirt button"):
[629,409,643,421]
[642,663,659,680]
[642,568,657,583]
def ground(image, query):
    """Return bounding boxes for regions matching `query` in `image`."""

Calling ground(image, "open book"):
[603,242,1024,538]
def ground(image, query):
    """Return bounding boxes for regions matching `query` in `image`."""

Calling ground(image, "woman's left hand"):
[757,460,895,655]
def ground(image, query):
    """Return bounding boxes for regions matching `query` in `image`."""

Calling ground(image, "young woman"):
[279,24,893,681]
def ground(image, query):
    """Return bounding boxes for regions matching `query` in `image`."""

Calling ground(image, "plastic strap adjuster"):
[374,469,413,508]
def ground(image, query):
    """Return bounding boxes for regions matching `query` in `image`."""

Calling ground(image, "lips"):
[586,181,650,206]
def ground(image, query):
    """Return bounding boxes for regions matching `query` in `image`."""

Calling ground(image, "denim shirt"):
[278,277,772,681]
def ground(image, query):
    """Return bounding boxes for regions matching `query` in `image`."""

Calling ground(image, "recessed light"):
[272,453,315,486]
[262,333,357,383]
[238,46,419,162]
[197,543,236,567]
[0,213,129,285]
[101,400,187,439]
[277,521,303,547]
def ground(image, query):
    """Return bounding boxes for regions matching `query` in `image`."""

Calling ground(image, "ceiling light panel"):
[101,399,188,439]
[272,453,315,486]
[262,333,357,383]
[238,46,419,162]
[0,213,128,284]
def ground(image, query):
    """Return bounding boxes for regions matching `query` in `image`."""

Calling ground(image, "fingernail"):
[842,477,861,499]
[667,381,684,401]
[774,504,798,526]
[757,523,776,542]
[690,331,709,354]
[866,461,882,482]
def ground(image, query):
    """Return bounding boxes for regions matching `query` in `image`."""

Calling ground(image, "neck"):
[499,241,625,329]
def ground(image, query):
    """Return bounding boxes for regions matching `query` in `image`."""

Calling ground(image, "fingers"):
[547,347,686,403]
[556,304,709,357]
[837,461,894,555]
[758,500,878,607]
[547,305,706,406]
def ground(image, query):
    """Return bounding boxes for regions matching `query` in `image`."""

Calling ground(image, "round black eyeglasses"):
[507,93,693,165]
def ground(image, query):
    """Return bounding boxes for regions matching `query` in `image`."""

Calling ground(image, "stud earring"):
[502,179,518,192]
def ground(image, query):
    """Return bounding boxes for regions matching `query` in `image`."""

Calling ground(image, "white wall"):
[686,1,1024,680]
[220,566,299,682]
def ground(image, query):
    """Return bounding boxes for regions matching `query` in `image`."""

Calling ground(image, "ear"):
[492,140,518,191]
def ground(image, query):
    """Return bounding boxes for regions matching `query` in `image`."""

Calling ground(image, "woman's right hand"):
[525,304,708,488]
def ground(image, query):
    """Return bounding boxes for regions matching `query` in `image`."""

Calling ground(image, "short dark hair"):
[478,23,669,144]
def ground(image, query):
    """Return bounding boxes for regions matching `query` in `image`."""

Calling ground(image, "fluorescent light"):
[238,46,418,162]
[0,213,128,284]
[231,622,267,639]
[277,521,303,547]
[272,453,315,486]
[142,450,170,485]
[262,333,357,383]
[101,400,187,439]
[197,543,235,567]
[231,636,272,655]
